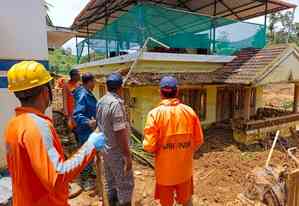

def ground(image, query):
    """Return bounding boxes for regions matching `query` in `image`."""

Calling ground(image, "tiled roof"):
[126,72,216,86]
[125,44,296,86]
[213,44,290,84]
[93,44,297,86]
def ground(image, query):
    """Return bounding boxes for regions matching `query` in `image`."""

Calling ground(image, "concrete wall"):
[256,86,264,110]
[258,52,299,85]
[128,85,218,133]
[129,87,161,132]
[0,0,48,60]
[0,0,48,169]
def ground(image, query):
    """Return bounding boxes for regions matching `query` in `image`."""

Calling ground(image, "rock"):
[134,171,142,176]
[0,177,12,206]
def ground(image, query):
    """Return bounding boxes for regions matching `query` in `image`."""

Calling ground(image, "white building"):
[0,0,74,169]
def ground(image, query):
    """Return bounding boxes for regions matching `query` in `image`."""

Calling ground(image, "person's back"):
[5,61,106,206]
[6,109,68,206]
[97,92,129,154]
[145,99,202,185]
[96,73,134,206]
[143,76,204,206]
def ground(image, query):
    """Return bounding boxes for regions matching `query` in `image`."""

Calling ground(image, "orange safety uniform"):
[63,80,80,117]
[143,98,204,205]
[62,80,80,129]
[5,107,96,206]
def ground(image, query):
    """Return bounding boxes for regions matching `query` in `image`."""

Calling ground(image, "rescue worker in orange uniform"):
[62,69,81,129]
[5,61,106,206]
[143,76,204,206]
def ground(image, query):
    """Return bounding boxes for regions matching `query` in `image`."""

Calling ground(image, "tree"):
[268,13,280,43]
[268,11,296,44]
[49,48,76,74]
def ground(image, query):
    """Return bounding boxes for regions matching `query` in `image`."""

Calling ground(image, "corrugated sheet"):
[72,0,296,37]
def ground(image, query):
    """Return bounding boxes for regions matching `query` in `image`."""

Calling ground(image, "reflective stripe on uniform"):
[29,113,94,174]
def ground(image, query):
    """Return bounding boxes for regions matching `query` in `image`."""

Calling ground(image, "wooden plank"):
[287,169,299,206]
[296,171,299,206]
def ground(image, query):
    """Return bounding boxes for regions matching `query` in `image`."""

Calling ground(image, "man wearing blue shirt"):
[73,73,97,190]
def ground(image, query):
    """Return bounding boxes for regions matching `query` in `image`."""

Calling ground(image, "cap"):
[106,73,123,88]
[160,76,178,89]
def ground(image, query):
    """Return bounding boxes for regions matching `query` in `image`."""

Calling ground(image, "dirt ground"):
[68,84,299,206]
[263,84,294,108]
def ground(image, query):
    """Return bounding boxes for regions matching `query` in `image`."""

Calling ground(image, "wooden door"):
[217,87,234,122]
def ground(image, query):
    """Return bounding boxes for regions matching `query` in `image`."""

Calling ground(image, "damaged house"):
[71,0,298,143]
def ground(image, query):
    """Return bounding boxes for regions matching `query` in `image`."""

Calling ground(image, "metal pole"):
[75,35,79,64]
[212,0,217,53]
[87,23,91,62]
[105,0,109,58]
[264,0,268,46]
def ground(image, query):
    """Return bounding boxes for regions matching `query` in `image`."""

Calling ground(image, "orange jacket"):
[143,98,204,185]
[5,107,96,206]
[63,80,80,117]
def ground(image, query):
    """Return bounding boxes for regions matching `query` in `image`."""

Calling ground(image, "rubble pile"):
[243,166,288,206]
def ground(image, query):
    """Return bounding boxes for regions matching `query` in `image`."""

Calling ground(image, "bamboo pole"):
[265,130,280,168]
[94,127,109,206]
[95,152,109,206]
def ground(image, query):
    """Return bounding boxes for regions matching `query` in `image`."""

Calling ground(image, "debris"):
[69,183,83,199]
[0,177,12,206]
[242,165,288,206]
[131,132,154,168]
[199,169,216,180]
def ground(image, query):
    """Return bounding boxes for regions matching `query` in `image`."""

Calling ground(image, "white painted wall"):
[0,90,19,169]
[0,0,48,60]
[0,0,48,169]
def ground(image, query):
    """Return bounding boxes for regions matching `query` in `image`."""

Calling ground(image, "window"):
[179,88,207,120]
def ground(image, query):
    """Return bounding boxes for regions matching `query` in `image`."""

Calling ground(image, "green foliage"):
[268,11,298,45]
[79,52,105,64]
[48,48,76,74]
[282,100,293,110]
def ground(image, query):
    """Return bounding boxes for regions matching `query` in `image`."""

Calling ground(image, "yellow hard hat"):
[7,61,53,92]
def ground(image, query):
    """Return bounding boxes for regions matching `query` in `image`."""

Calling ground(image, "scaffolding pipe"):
[87,23,91,62]
[75,35,79,64]
[105,0,109,58]
[264,0,268,46]
[212,0,217,53]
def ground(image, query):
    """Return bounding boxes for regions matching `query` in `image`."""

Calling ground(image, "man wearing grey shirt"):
[96,73,134,206]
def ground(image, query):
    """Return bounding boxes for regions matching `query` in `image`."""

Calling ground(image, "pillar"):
[243,87,251,120]
[293,83,299,113]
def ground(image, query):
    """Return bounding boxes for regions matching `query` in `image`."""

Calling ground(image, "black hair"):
[82,73,95,84]
[14,82,52,105]
[69,69,79,79]
[161,88,177,99]
[107,85,120,93]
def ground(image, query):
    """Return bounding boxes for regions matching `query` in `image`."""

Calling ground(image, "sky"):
[47,0,299,53]
[47,0,89,52]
